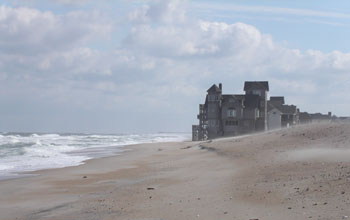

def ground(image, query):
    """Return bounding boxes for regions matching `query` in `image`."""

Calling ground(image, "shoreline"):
[1,123,350,220]
[0,134,192,181]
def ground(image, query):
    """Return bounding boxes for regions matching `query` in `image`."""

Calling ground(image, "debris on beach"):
[181,146,192,149]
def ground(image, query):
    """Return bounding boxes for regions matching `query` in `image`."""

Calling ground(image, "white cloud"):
[0,6,112,56]
[192,2,350,20]
[7,0,96,7]
[129,0,187,24]
[1,1,350,132]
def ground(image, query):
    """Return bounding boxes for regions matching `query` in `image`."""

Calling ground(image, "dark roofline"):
[207,84,222,93]
[244,81,269,91]
[269,96,285,105]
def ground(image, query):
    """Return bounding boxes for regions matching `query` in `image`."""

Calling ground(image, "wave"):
[0,132,190,179]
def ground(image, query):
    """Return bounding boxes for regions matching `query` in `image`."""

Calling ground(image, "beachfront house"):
[193,81,269,140]
[192,81,338,141]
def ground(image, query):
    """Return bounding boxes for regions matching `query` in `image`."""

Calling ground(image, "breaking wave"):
[0,132,190,179]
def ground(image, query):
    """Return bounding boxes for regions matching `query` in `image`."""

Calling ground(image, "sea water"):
[0,132,190,179]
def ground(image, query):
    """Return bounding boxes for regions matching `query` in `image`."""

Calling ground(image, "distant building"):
[299,112,312,124]
[267,97,299,129]
[193,81,269,140]
[309,112,332,123]
[192,81,336,141]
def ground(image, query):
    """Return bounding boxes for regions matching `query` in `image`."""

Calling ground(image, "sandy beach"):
[1,122,350,220]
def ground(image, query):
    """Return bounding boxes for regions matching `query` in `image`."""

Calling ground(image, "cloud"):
[192,2,350,20]
[129,0,187,24]
[7,0,96,7]
[121,1,350,117]
[0,5,112,55]
[52,0,94,5]
[1,1,350,132]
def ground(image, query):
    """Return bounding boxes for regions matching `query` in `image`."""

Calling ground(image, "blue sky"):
[0,0,350,133]
[190,0,350,52]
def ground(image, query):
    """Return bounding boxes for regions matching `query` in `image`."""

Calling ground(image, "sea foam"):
[0,132,190,179]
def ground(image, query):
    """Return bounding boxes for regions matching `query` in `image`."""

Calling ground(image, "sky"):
[1,0,350,133]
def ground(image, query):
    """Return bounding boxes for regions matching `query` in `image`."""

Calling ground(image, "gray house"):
[267,96,299,128]
[192,81,337,141]
[193,81,269,140]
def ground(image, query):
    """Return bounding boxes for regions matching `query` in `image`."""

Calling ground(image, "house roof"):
[268,102,297,114]
[270,96,285,104]
[299,112,312,120]
[268,106,282,114]
[267,102,278,112]
[207,84,221,93]
[309,113,331,120]
[244,94,260,108]
[222,94,245,104]
[244,81,269,91]
[279,105,297,114]
[204,95,208,107]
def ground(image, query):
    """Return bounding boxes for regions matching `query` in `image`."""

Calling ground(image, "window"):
[209,120,219,127]
[208,95,219,101]
[252,90,261,96]
[227,108,236,117]
[260,100,265,107]
[255,110,260,118]
[225,120,238,126]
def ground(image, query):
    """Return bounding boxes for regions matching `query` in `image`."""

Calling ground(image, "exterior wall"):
[206,91,222,139]
[240,119,256,133]
[281,114,296,127]
[263,91,268,130]
[193,82,272,141]
[245,89,268,131]
[243,108,257,120]
[192,125,199,141]
[255,118,265,131]
[268,109,282,130]
[221,101,242,136]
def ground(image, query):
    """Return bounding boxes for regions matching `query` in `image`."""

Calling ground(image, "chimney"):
[219,83,222,91]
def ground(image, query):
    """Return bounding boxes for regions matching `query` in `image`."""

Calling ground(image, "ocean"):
[0,132,191,180]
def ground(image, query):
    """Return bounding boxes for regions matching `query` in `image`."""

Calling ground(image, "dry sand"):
[1,122,350,220]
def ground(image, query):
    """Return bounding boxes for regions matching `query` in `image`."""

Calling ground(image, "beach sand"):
[1,122,350,220]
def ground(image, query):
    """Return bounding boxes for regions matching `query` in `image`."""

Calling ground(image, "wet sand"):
[1,122,350,220]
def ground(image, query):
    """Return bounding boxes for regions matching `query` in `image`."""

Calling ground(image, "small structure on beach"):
[267,96,299,129]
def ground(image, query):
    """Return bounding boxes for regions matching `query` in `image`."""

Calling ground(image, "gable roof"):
[267,102,278,112]
[244,81,269,91]
[268,102,297,114]
[268,106,282,114]
[207,84,221,93]
[279,105,297,114]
